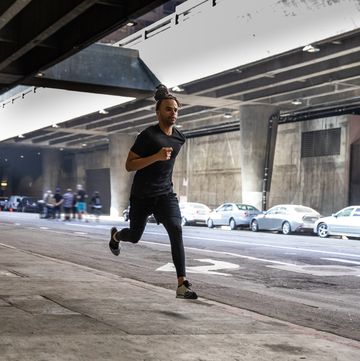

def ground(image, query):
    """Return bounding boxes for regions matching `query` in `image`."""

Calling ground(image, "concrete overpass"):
[1,0,360,216]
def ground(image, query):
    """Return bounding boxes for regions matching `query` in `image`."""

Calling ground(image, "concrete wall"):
[55,114,360,216]
[269,115,353,216]
[173,132,242,209]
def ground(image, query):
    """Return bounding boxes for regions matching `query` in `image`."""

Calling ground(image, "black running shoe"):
[109,227,120,256]
[176,280,198,299]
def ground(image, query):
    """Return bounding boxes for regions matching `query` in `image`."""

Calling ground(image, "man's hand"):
[158,147,173,161]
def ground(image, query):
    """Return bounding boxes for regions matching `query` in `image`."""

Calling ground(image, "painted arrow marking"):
[156,258,240,276]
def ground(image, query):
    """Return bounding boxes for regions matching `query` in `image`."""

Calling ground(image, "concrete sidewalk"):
[0,243,359,361]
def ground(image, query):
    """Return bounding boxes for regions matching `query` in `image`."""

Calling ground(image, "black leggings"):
[117,193,186,278]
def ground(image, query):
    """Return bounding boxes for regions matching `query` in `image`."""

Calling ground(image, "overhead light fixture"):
[99,109,109,115]
[291,99,303,105]
[171,86,184,92]
[36,72,44,77]
[302,44,320,53]
[223,112,233,118]
[126,21,137,27]
[81,143,87,147]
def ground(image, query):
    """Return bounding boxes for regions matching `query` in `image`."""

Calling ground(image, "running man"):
[109,84,197,299]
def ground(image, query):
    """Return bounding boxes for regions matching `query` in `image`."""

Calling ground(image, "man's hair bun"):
[154,84,170,101]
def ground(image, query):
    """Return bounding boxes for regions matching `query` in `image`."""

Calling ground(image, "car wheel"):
[251,220,258,232]
[282,221,291,235]
[181,217,187,226]
[207,218,214,228]
[317,223,329,238]
[229,218,236,230]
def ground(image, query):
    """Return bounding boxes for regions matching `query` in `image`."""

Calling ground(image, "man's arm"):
[125,147,173,172]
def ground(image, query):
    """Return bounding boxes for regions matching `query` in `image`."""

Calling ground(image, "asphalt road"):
[1,212,359,341]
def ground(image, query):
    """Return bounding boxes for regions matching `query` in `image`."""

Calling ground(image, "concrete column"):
[239,104,278,210]
[42,149,61,194]
[73,153,86,188]
[109,134,136,217]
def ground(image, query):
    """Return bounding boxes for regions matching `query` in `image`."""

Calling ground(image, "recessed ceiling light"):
[171,86,184,92]
[126,21,137,27]
[302,44,320,53]
[291,99,303,105]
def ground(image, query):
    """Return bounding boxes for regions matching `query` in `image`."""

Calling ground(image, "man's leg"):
[108,197,153,255]
[155,194,198,299]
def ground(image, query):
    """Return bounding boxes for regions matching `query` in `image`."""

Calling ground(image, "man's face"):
[156,99,178,127]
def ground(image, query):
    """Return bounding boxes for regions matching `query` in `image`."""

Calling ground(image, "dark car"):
[18,197,39,213]
[0,197,8,211]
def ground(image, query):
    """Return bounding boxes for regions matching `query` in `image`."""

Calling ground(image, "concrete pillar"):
[73,153,87,188]
[239,104,278,210]
[109,134,136,217]
[42,149,61,194]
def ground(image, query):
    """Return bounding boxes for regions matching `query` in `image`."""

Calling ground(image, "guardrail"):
[117,0,222,48]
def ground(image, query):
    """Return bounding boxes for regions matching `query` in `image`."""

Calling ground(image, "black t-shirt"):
[130,124,185,198]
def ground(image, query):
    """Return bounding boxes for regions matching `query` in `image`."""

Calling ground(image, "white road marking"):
[143,240,296,266]
[144,231,360,259]
[322,258,360,265]
[156,259,240,276]
[268,264,360,277]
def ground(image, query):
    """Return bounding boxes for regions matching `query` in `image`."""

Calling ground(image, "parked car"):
[122,206,156,223]
[207,203,261,230]
[18,197,39,213]
[179,202,211,226]
[250,204,320,235]
[6,195,23,211]
[0,197,8,210]
[314,206,360,238]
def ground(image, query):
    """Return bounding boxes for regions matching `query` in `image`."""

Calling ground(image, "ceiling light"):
[291,99,303,105]
[223,113,232,118]
[171,86,184,92]
[126,21,137,27]
[99,109,109,114]
[36,72,44,77]
[302,44,320,53]
[81,143,87,147]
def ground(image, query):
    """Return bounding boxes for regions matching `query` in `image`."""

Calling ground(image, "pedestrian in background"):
[76,184,88,221]
[90,191,102,222]
[53,187,63,220]
[62,189,74,221]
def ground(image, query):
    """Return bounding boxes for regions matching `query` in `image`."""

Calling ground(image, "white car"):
[314,206,360,238]
[208,203,261,230]
[179,202,211,226]
[251,204,320,235]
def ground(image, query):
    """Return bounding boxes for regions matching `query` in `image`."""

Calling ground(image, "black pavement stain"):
[263,343,305,354]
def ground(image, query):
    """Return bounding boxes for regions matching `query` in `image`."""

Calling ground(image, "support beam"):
[25,44,160,97]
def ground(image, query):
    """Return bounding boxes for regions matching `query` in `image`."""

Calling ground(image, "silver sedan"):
[314,206,360,238]
[250,204,320,235]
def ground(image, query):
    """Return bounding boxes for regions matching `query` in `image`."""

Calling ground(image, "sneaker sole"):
[109,227,120,256]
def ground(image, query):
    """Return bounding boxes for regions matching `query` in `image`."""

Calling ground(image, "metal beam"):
[24,44,159,97]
